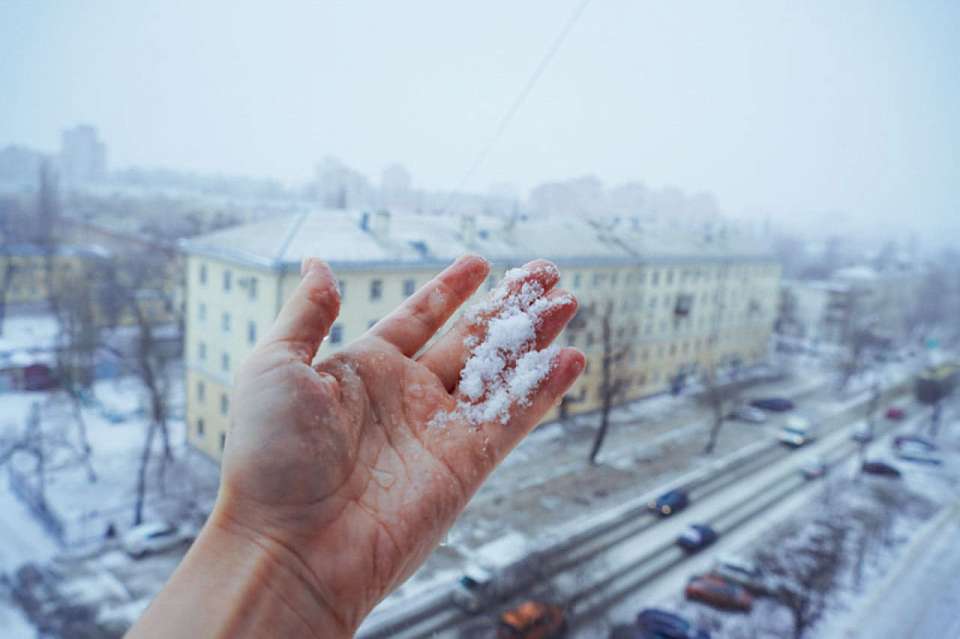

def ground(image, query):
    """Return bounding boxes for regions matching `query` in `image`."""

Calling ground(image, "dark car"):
[893,435,937,451]
[648,489,689,517]
[635,608,711,639]
[851,425,874,444]
[750,397,795,412]
[676,524,719,553]
[862,460,902,478]
[685,574,752,612]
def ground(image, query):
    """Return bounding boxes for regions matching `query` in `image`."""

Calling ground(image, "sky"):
[1,0,958,238]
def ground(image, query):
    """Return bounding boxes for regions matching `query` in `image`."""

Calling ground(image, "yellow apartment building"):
[181,210,781,460]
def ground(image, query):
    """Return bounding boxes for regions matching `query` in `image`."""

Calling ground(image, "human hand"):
[212,255,582,635]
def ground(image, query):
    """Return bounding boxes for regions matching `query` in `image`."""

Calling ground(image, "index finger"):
[368,254,490,357]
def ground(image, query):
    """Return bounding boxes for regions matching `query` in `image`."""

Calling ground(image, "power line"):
[446,0,595,210]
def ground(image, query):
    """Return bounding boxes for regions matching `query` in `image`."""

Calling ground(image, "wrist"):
[200,503,355,638]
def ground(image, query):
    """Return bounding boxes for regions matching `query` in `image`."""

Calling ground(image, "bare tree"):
[701,361,740,455]
[583,300,634,465]
[755,517,848,639]
[102,252,182,525]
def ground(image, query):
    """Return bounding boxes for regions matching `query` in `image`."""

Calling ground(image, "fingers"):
[368,254,490,357]
[418,259,565,392]
[263,258,340,363]
[427,348,584,483]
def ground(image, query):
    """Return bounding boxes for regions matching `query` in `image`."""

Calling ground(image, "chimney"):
[460,214,477,247]
[369,209,391,239]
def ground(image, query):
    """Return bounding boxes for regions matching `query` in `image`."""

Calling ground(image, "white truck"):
[778,415,818,448]
[451,531,536,612]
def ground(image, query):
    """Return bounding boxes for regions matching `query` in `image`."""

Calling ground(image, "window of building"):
[330,323,343,344]
[248,320,257,345]
[610,272,619,286]
[338,279,346,299]
[585,332,595,347]
[403,279,416,296]
[220,432,226,451]
[198,341,206,360]
[222,311,231,332]
[370,279,383,301]
[197,418,205,436]
[223,270,232,291]
[221,393,229,416]
[199,263,207,285]
[197,380,205,402]
[221,352,230,372]
[651,270,660,286]
[573,272,582,288]
[198,303,206,321]
[248,277,258,300]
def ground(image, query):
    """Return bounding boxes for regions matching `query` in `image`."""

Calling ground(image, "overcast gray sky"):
[1,1,958,236]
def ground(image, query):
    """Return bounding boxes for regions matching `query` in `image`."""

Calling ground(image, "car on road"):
[634,608,711,639]
[676,524,718,553]
[685,574,753,612]
[800,457,827,480]
[727,405,767,424]
[895,442,943,465]
[893,435,937,451]
[496,601,566,639]
[711,555,770,594]
[648,489,689,517]
[750,397,795,412]
[885,406,906,421]
[122,522,189,558]
[851,424,875,444]
[779,416,816,448]
[861,460,902,478]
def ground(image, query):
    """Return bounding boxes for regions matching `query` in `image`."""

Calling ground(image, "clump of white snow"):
[433,264,568,426]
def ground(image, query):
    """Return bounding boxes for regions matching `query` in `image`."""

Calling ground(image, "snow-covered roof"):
[180,210,774,272]
[834,265,879,281]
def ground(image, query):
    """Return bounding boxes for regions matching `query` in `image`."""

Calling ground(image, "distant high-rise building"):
[0,145,46,186]
[59,125,107,184]
[380,163,412,209]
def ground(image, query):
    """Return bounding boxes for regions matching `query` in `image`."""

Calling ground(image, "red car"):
[685,574,752,612]
[885,406,906,421]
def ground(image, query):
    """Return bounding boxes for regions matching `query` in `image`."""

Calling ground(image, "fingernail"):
[301,258,325,278]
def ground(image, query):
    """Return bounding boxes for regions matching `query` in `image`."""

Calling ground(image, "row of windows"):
[195,380,230,416]
[198,263,258,300]
[337,277,418,302]
[194,417,227,451]
[566,264,776,291]
[197,307,258,344]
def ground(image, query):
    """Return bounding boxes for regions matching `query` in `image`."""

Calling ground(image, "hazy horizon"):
[2,1,958,237]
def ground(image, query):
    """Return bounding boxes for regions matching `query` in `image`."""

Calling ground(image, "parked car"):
[779,416,817,448]
[895,442,943,465]
[885,406,906,421]
[800,457,827,480]
[711,555,769,594]
[727,405,767,424]
[635,608,711,639]
[893,435,937,451]
[648,489,689,517]
[861,460,902,478]
[497,601,566,639]
[750,397,795,412]
[851,424,874,444]
[685,574,752,612]
[676,524,718,553]
[122,522,188,558]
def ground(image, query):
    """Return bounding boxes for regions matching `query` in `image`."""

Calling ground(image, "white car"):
[728,405,767,424]
[122,522,187,558]
[713,555,769,594]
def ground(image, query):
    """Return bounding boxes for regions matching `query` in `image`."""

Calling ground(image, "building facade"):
[182,211,780,461]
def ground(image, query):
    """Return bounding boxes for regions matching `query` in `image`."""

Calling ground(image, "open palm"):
[216,255,583,635]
